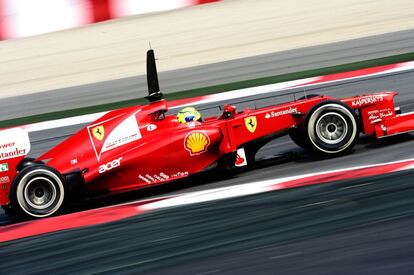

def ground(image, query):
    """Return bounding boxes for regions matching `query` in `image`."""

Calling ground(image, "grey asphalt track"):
[1,30,414,273]
[0,57,414,274]
[1,29,414,120]
[1,171,414,274]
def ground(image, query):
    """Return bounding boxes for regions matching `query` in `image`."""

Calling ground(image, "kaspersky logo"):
[184,131,210,156]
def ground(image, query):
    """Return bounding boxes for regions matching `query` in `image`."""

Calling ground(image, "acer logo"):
[99,157,123,174]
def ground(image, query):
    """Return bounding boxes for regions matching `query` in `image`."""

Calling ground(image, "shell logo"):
[184,131,210,156]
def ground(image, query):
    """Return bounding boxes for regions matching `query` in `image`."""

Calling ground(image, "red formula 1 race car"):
[1,50,414,219]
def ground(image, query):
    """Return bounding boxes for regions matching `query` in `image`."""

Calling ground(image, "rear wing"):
[0,127,31,205]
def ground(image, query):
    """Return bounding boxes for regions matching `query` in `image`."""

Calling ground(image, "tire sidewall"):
[305,100,359,155]
[289,94,321,149]
[10,165,66,219]
[289,128,311,149]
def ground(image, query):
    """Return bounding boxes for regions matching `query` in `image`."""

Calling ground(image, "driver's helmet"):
[177,107,202,123]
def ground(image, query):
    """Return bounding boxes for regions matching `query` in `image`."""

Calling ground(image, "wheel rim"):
[307,103,358,154]
[315,112,348,145]
[24,177,57,210]
[16,168,64,218]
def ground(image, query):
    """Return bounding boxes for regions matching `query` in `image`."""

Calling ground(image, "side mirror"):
[220,104,236,119]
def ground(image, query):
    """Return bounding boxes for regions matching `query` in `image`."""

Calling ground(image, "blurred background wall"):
[0,0,218,40]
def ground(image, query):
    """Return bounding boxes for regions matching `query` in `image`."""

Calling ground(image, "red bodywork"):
[0,91,413,206]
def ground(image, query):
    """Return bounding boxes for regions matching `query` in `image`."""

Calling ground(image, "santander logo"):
[0,128,31,161]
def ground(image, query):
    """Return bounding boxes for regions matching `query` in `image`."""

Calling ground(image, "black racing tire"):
[289,94,322,149]
[16,157,44,172]
[289,128,311,149]
[304,100,359,155]
[1,205,15,217]
[10,165,66,219]
[298,94,321,101]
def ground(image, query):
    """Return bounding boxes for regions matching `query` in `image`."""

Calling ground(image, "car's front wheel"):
[10,165,66,219]
[305,100,359,155]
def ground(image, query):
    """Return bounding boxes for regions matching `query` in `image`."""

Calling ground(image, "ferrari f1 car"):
[1,50,414,219]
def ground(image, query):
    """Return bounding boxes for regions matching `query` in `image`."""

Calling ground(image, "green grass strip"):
[2,51,414,129]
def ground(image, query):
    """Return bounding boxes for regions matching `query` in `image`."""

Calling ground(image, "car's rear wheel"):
[10,165,66,219]
[305,100,359,155]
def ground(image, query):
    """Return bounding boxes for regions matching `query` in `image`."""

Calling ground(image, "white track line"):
[22,61,414,133]
[141,158,414,211]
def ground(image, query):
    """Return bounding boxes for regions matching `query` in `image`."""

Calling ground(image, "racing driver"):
[177,107,203,123]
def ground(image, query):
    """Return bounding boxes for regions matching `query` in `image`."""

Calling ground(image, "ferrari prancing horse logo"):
[92,125,105,141]
[244,116,257,133]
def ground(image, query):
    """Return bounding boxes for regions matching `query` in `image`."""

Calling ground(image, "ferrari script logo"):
[244,116,257,133]
[92,126,105,141]
[184,131,210,156]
